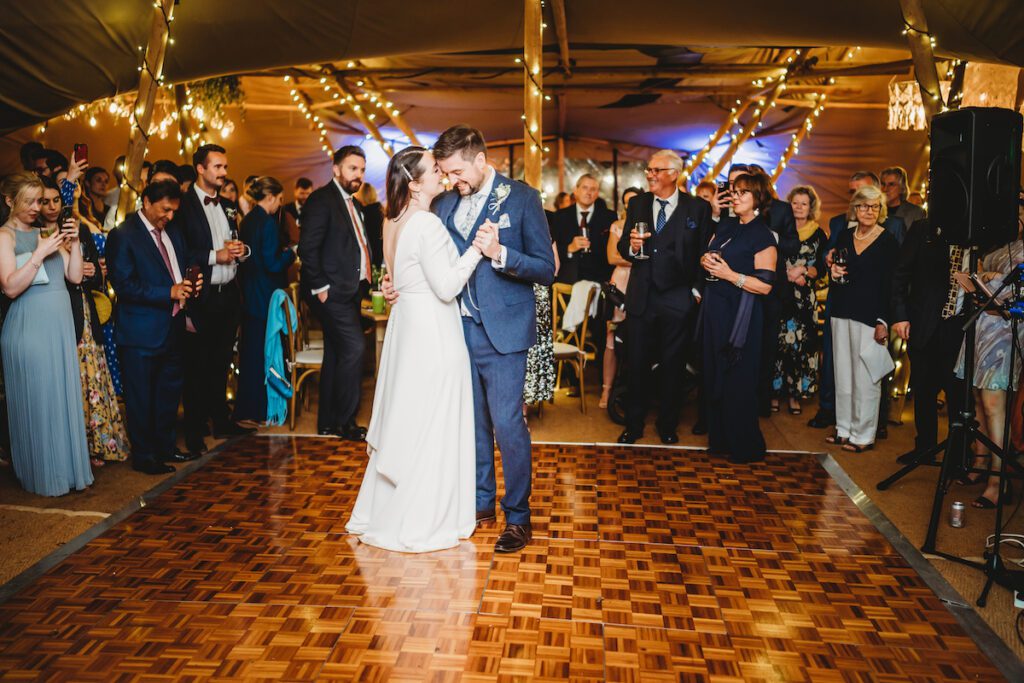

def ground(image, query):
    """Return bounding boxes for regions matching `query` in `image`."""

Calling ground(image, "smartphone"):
[716,180,729,195]
[184,264,202,299]
[58,205,74,230]
[73,143,88,164]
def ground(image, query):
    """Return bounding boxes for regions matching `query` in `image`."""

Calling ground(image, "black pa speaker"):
[928,107,1022,250]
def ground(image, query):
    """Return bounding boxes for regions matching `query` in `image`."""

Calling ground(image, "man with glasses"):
[809,171,907,431]
[616,150,713,445]
[882,166,926,230]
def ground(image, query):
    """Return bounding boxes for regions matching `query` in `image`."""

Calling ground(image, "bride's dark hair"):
[386,146,428,220]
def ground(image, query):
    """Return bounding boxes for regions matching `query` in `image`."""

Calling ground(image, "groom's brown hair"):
[433,124,487,161]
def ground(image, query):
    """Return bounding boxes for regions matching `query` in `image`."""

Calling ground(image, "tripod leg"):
[922,422,970,554]
[876,440,946,490]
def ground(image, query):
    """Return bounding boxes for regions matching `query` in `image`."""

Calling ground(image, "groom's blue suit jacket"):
[434,173,555,355]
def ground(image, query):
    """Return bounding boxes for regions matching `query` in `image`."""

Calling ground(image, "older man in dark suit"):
[617,150,714,445]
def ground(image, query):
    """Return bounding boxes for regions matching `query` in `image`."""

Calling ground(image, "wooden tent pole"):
[557,137,566,193]
[174,84,195,161]
[330,73,394,157]
[898,0,943,123]
[551,0,571,76]
[706,50,809,182]
[523,0,544,189]
[682,99,752,184]
[770,95,826,183]
[612,147,619,211]
[363,75,421,146]
[116,0,175,223]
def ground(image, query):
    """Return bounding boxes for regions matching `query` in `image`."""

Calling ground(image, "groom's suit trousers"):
[463,318,532,526]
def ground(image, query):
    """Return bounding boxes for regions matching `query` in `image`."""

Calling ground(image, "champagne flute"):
[634,221,650,261]
[705,250,722,282]
[580,224,591,254]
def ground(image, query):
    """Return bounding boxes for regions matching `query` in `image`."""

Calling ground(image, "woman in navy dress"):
[234,177,296,422]
[701,173,778,464]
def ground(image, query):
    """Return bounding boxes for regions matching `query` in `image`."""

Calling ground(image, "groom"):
[432,125,555,553]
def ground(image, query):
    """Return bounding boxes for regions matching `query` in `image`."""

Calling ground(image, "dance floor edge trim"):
[2,436,1022,680]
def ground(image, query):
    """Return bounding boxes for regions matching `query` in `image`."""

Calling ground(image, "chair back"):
[552,282,599,357]
[279,293,298,365]
[287,282,309,349]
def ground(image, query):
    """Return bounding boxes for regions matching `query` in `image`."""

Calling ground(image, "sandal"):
[825,434,848,445]
[90,458,105,468]
[598,384,611,410]
[788,402,802,416]
[770,400,780,413]
[842,442,875,453]
[972,483,1014,509]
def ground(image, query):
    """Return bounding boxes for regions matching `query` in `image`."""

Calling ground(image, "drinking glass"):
[833,247,849,285]
[705,250,722,282]
[634,221,650,261]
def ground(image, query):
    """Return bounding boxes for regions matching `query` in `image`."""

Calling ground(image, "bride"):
[345,146,496,552]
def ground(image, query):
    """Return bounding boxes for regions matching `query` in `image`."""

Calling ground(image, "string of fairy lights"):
[515,55,552,155]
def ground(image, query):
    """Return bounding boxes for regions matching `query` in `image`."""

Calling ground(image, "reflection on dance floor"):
[0,437,1006,680]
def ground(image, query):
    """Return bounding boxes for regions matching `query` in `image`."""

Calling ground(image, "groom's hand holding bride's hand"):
[473,221,502,259]
[382,273,399,305]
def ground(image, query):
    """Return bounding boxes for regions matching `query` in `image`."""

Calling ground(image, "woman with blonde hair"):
[826,184,899,452]
[772,185,826,414]
[0,172,92,496]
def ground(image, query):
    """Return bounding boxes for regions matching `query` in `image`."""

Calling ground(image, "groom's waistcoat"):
[435,175,554,355]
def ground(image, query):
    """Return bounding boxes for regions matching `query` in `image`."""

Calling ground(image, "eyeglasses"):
[856,204,881,212]
[733,189,752,197]
[644,167,678,175]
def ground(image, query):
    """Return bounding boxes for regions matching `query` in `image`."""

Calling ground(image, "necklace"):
[853,225,880,241]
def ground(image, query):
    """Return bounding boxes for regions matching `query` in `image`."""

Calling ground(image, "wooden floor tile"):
[0,437,1007,681]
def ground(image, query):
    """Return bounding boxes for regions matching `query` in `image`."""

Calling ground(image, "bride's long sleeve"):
[418,217,483,302]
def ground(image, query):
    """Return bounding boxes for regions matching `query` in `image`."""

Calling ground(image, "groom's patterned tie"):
[459,195,483,240]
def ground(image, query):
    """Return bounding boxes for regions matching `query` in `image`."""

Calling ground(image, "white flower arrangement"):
[488,183,511,213]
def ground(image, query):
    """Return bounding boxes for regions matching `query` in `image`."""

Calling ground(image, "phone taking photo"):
[73,143,88,164]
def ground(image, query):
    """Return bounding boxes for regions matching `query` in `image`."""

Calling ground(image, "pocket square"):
[686,216,697,230]
[498,213,512,229]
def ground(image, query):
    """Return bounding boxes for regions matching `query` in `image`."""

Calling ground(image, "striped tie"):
[655,199,669,233]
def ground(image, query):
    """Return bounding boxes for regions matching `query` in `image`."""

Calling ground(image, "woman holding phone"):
[0,172,91,496]
[39,177,129,468]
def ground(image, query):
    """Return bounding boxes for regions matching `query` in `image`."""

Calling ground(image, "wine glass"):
[833,247,849,285]
[634,221,650,261]
[580,224,591,254]
[705,250,722,282]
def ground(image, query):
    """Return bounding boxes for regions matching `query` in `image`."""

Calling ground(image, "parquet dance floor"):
[0,437,1008,681]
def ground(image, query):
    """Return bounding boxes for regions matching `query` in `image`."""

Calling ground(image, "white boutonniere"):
[488,183,511,213]
[224,206,238,223]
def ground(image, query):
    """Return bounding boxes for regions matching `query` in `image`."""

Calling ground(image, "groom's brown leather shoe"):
[494,523,532,553]
[476,509,496,525]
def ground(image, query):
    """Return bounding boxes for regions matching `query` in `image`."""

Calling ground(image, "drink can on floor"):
[950,501,965,528]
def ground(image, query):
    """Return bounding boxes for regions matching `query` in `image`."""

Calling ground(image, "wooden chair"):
[288,282,323,351]
[551,282,600,414]
[281,292,324,430]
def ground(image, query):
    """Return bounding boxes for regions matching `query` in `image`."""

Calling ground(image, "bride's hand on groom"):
[382,273,399,305]
[473,222,501,259]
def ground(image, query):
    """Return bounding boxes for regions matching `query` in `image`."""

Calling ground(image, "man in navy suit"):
[107,180,203,475]
[617,150,714,445]
[431,125,555,553]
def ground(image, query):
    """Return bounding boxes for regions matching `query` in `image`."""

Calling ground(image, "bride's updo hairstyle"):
[386,146,428,220]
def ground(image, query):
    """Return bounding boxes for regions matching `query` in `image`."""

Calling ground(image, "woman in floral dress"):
[523,242,559,406]
[773,186,826,415]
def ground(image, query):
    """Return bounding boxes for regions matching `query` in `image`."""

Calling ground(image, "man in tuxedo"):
[176,144,250,455]
[298,146,371,441]
[282,177,313,246]
[810,171,907,431]
[551,173,616,285]
[617,150,713,445]
[431,124,555,553]
[890,217,966,464]
[107,180,203,474]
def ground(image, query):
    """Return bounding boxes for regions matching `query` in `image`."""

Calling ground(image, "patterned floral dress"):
[91,232,122,396]
[773,227,825,399]
[524,284,555,404]
[77,290,129,462]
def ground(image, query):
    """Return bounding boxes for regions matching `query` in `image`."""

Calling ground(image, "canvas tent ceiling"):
[1,1,1021,215]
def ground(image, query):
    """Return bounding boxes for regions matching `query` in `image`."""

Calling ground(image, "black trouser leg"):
[315,294,364,429]
[758,297,781,411]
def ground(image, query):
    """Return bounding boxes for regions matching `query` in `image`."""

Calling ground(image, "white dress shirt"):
[566,203,595,260]
[195,184,236,285]
[139,212,183,285]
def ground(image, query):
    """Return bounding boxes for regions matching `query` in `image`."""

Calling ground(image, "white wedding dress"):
[345,210,481,552]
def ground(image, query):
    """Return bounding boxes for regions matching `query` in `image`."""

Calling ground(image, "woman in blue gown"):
[701,173,778,464]
[234,177,296,422]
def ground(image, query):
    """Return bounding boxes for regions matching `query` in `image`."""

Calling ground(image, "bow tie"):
[204,195,220,206]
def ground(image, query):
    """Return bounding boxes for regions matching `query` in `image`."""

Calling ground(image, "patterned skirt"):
[78,295,130,461]
[524,284,555,404]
